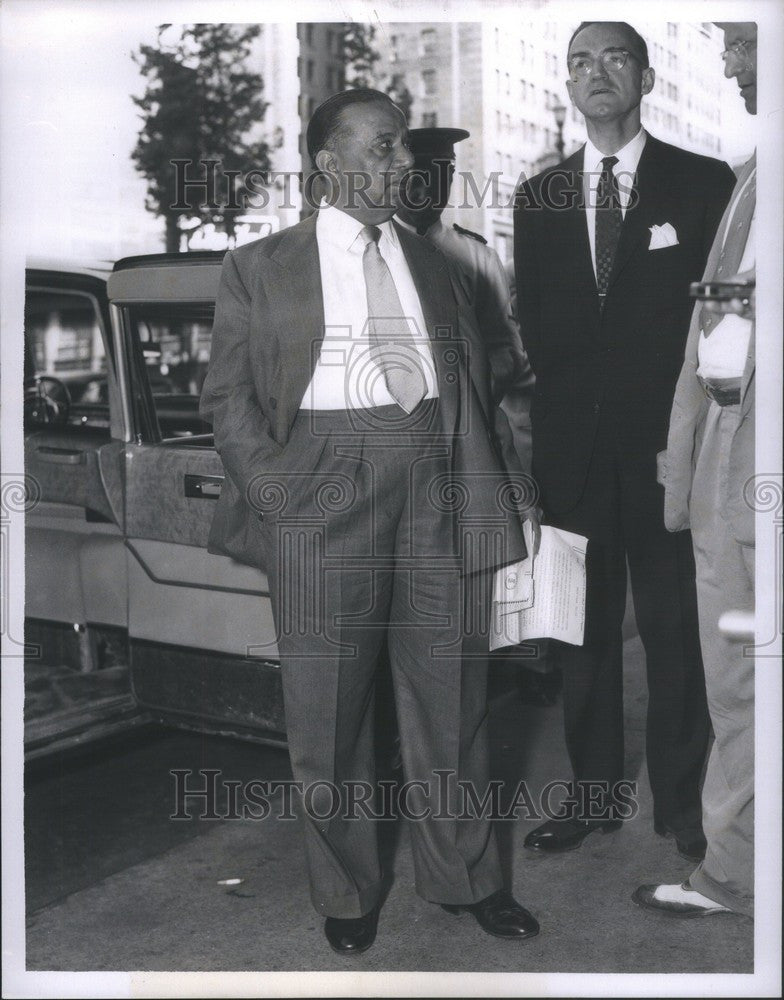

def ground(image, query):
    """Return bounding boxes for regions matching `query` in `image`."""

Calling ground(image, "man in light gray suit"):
[634,22,757,920]
[201,89,540,954]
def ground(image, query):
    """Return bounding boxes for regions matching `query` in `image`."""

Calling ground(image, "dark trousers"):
[546,417,709,830]
[257,401,502,918]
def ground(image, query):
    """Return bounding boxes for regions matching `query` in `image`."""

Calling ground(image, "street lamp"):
[551,99,567,159]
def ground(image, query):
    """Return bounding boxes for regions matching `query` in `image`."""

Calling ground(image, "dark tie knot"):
[361,224,382,247]
[601,156,619,174]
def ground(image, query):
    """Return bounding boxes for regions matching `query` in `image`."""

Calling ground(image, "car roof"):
[26,258,113,283]
[108,252,225,303]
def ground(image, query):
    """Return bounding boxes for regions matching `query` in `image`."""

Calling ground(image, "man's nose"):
[591,57,609,80]
[724,50,741,79]
[395,143,415,171]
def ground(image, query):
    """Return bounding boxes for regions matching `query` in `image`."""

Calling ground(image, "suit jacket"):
[664,152,756,546]
[514,134,736,516]
[200,212,527,572]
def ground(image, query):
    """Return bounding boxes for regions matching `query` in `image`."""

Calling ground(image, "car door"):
[24,266,127,643]
[23,265,144,758]
[109,254,285,744]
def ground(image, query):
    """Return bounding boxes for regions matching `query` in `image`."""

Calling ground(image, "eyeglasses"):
[568,49,635,79]
[720,39,756,62]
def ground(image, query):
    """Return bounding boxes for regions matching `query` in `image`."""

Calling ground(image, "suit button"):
[593,403,600,414]
[270,397,277,409]
[258,512,265,522]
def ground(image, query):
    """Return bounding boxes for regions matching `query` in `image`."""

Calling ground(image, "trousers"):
[687,401,755,917]
[257,401,502,917]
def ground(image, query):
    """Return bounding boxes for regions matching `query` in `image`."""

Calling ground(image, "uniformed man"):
[396,128,557,706]
[395,127,534,474]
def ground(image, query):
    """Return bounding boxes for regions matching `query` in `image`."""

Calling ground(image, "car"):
[24,254,285,759]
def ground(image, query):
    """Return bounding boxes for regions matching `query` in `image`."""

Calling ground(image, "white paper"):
[490,524,588,649]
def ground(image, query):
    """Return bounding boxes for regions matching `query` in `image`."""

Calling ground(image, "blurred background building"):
[17,12,749,263]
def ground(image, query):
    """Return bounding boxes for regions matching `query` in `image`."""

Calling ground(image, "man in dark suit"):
[514,22,736,857]
[201,89,539,954]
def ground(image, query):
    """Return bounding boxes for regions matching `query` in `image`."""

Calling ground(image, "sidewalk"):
[24,630,753,974]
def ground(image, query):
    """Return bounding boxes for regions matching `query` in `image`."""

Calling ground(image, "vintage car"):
[24,254,285,758]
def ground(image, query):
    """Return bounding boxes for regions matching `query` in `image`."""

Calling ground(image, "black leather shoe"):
[324,907,379,955]
[441,889,539,939]
[524,817,622,853]
[654,821,707,863]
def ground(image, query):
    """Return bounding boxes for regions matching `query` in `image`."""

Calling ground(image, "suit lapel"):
[266,215,325,420]
[395,222,462,431]
[605,136,662,294]
[555,149,602,325]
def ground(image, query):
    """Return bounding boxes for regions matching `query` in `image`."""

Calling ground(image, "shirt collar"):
[317,201,399,253]
[584,126,647,176]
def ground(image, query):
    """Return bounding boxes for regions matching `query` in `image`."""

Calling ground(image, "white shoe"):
[632,881,733,918]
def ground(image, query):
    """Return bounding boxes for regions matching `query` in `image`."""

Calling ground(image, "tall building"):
[376,20,730,262]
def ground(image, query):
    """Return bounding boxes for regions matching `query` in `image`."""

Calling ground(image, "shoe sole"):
[631,888,732,918]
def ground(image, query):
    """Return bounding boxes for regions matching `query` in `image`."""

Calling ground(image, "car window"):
[130,303,214,441]
[24,287,110,431]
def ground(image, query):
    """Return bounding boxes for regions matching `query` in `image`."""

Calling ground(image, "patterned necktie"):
[595,155,622,303]
[699,169,756,337]
[360,225,427,413]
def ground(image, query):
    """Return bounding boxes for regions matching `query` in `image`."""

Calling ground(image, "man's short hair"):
[567,21,650,68]
[306,88,399,164]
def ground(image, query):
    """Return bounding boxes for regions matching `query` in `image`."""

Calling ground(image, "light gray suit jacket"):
[200,212,529,572]
[664,152,756,546]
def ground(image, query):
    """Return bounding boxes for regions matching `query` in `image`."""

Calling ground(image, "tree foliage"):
[132,24,273,251]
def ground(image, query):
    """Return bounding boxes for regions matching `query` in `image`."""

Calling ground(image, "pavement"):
[21,599,756,980]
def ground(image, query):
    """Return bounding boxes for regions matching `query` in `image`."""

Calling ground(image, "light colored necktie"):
[360,224,427,413]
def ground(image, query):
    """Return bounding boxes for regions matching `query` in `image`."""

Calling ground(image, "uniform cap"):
[407,127,470,161]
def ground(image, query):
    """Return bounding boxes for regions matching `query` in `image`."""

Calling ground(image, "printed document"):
[490,523,588,650]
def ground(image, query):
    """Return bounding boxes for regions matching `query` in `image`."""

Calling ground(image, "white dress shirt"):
[582,127,648,277]
[697,166,755,380]
[301,203,437,410]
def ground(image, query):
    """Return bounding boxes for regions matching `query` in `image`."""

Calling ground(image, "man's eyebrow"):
[569,45,628,58]
[372,130,397,141]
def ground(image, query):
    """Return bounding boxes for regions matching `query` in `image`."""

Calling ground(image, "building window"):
[306,59,314,83]
[421,28,437,56]
[421,111,438,127]
[390,35,398,63]
[305,23,314,47]
[422,69,437,96]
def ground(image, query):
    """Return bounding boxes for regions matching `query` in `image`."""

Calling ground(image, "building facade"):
[375,20,729,262]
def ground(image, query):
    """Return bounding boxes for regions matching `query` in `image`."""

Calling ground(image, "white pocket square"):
[648,222,679,250]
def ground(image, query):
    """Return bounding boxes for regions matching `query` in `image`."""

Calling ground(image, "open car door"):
[109,254,285,745]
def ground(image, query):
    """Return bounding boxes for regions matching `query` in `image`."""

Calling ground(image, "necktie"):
[360,225,427,413]
[595,155,622,303]
[699,169,756,337]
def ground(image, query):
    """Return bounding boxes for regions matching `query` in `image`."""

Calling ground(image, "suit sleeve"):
[199,251,283,501]
[513,181,542,375]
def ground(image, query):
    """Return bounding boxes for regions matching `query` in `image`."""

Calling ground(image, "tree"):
[132,24,273,252]
[341,24,413,121]
[340,24,380,88]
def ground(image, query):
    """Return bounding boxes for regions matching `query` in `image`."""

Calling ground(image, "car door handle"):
[35,446,86,465]
[184,474,223,499]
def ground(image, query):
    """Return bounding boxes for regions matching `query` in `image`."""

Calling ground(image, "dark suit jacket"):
[514,134,736,517]
[200,213,527,572]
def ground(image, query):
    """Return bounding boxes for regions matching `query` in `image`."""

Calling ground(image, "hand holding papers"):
[490,523,588,650]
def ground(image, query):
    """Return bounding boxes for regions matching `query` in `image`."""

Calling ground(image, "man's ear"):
[315,147,338,176]
[566,78,576,105]
[641,66,655,96]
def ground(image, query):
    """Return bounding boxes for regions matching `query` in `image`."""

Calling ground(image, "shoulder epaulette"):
[452,223,487,244]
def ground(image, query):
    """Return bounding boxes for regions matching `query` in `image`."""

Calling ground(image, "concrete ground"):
[22,612,755,978]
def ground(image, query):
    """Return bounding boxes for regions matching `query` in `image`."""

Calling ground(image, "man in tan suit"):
[634,22,757,919]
